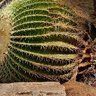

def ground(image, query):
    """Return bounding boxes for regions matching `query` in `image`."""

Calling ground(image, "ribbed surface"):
[0,0,88,83]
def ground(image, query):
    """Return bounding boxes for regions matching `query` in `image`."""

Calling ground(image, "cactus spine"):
[0,0,95,83]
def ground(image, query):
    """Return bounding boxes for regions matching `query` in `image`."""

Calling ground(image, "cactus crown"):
[0,0,95,83]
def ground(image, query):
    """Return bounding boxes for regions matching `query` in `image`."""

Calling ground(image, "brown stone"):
[64,80,96,96]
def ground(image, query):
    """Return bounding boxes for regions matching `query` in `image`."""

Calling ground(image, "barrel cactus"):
[0,0,95,83]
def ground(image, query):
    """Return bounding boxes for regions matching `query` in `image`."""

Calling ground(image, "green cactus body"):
[0,0,95,83]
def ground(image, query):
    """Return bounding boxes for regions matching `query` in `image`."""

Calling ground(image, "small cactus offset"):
[0,0,95,83]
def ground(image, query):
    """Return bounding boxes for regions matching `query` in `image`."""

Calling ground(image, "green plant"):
[0,0,95,83]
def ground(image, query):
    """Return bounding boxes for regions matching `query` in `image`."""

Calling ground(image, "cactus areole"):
[0,0,96,83]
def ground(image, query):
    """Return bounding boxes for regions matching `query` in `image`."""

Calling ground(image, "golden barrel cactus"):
[0,0,95,83]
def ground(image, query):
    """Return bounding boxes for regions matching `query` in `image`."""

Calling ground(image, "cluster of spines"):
[0,0,12,9]
[0,0,87,83]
